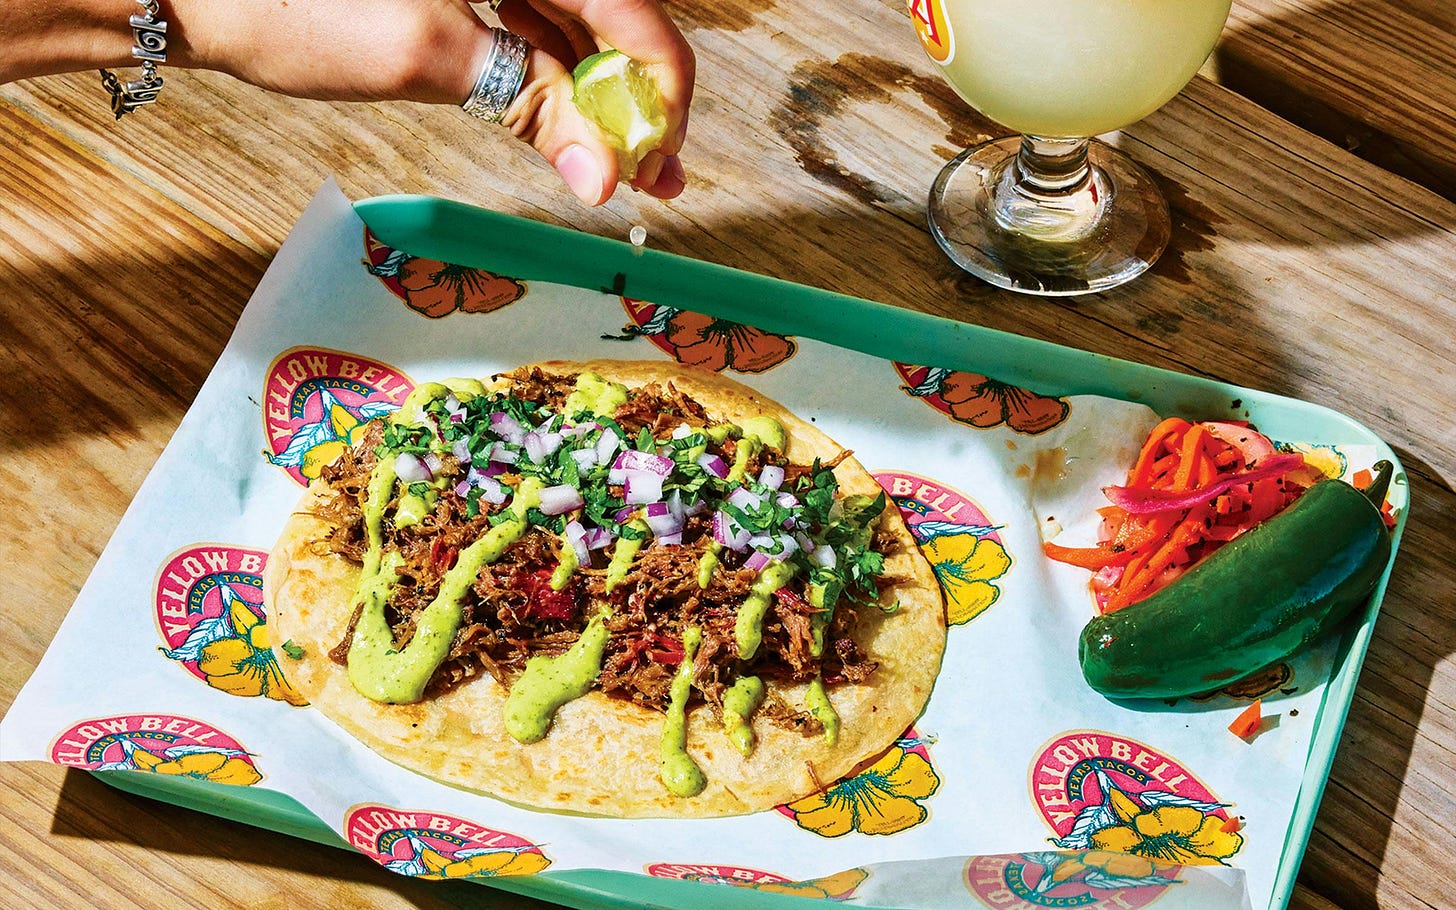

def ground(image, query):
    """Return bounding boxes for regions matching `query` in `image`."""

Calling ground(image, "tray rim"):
[94,193,1409,910]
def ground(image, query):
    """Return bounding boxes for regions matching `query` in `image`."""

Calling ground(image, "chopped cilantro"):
[280,640,305,660]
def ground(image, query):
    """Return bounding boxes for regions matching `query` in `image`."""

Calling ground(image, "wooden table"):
[2,0,1452,906]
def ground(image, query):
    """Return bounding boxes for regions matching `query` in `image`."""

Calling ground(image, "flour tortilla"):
[266,359,947,818]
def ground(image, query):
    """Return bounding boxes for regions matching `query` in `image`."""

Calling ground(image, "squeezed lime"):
[572,50,668,178]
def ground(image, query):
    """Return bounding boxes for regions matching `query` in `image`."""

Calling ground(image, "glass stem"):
[992,135,1106,241]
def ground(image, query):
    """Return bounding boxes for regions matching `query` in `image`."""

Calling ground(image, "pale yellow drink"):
[914,0,1231,138]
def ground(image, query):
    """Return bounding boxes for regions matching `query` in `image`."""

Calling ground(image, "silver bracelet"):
[99,0,169,119]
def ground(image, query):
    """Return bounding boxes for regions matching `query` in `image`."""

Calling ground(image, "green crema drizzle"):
[660,626,707,797]
[805,676,840,747]
[503,610,613,743]
[734,560,796,660]
[346,476,543,704]
[722,675,765,756]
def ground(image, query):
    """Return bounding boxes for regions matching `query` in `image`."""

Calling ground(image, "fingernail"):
[556,144,604,205]
[636,151,665,188]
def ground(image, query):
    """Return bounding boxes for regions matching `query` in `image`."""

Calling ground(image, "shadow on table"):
[47,769,551,909]
[1210,0,1455,203]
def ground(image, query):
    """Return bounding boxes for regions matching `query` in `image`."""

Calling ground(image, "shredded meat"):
[314,374,886,737]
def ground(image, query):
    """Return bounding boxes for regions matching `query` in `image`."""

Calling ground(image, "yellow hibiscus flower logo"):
[745,867,869,899]
[163,583,307,705]
[114,738,262,786]
[916,528,1012,626]
[1052,769,1243,867]
[1089,792,1243,866]
[387,835,551,879]
[782,736,940,837]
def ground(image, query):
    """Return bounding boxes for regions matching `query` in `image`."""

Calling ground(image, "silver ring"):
[462,27,528,123]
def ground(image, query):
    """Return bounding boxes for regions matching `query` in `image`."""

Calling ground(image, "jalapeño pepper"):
[1078,461,1395,699]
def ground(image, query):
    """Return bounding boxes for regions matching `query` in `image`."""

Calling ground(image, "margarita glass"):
[910,0,1231,294]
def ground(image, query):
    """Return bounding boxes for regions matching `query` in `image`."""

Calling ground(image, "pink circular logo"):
[646,863,790,886]
[262,346,414,486]
[50,714,262,786]
[874,471,1012,627]
[344,804,551,879]
[153,543,305,705]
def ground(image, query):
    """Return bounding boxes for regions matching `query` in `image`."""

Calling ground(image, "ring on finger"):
[461,27,528,123]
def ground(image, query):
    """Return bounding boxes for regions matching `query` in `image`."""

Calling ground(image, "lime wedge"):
[572,49,668,178]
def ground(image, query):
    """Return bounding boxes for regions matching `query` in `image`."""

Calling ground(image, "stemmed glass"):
[909,0,1232,294]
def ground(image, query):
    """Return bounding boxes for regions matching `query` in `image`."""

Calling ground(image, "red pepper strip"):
[1130,418,1191,485]
[1102,453,1306,514]
[1229,699,1263,738]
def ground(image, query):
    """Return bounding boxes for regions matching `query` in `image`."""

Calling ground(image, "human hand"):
[8,0,693,205]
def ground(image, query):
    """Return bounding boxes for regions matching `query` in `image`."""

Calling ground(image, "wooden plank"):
[0,100,548,910]
[1214,0,1456,201]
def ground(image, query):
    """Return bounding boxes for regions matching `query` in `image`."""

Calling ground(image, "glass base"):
[928,136,1171,296]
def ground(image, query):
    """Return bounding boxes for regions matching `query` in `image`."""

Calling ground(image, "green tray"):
[97,194,1408,910]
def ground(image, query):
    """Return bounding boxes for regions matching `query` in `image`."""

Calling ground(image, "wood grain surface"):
[2,0,1454,907]
[1216,0,1456,202]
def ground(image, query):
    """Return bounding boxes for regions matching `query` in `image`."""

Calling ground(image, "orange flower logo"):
[617,299,797,373]
[896,364,1070,435]
[364,229,525,318]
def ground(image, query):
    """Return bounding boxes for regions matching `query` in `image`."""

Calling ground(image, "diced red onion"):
[538,483,585,516]
[811,545,837,568]
[449,412,464,424]
[671,423,693,440]
[610,450,674,483]
[744,551,774,573]
[454,480,471,497]
[489,442,518,465]
[713,510,750,550]
[654,531,683,546]
[776,491,798,509]
[563,421,601,439]
[759,465,785,490]
[570,448,599,471]
[479,476,506,506]
[683,497,709,517]
[483,461,508,478]
[395,452,432,483]
[728,487,764,512]
[444,393,461,412]
[523,431,562,464]
[423,452,444,477]
[1103,452,1306,514]
[596,428,620,464]
[564,520,591,565]
[614,506,638,524]
[665,490,685,520]
[624,472,664,504]
[490,412,525,443]
[583,526,614,550]
[452,438,472,463]
[792,531,814,553]
[697,454,728,479]
[644,509,684,538]
[643,501,671,518]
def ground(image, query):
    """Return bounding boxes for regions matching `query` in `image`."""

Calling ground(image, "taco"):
[265,359,946,817]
